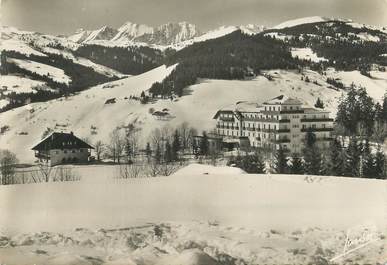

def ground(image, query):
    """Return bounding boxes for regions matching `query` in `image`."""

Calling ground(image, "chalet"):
[105,98,116,104]
[214,95,334,153]
[32,132,94,166]
[193,134,223,154]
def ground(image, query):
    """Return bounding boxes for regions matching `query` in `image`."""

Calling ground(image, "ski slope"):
[0,164,385,264]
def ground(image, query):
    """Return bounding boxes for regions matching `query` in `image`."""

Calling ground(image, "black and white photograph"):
[0,0,386,264]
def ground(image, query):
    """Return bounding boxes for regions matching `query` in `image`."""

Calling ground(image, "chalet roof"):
[263,95,302,105]
[31,132,94,151]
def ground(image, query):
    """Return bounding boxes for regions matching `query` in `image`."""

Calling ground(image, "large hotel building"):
[213,95,334,153]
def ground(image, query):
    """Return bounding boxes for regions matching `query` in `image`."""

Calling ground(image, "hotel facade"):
[213,95,334,154]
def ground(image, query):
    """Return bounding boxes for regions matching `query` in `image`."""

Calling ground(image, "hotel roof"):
[263,95,303,105]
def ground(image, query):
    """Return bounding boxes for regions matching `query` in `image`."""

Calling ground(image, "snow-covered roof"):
[263,95,303,105]
[303,107,330,113]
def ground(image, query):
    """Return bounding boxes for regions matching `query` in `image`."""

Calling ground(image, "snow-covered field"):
[7,58,72,85]
[291,48,328,62]
[0,75,47,94]
[0,39,47,57]
[0,164,385,264]
[1,65,386,163]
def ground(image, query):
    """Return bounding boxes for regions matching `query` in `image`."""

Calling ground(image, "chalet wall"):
[49,148,90,166]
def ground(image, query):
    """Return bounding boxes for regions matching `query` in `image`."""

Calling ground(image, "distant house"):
[32,132,94,166]
[105,98,116,104]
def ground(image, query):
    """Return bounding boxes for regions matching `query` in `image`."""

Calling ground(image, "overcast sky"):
[1,0,386,35]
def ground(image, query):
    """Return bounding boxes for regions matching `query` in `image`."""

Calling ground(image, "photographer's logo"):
[330,224,380,262]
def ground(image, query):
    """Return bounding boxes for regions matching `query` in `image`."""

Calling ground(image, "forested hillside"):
[75,44,166,74]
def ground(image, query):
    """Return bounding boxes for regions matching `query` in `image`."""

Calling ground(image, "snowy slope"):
[67,28,92,43]
[171,26,239,50]
[1,67,385,163]
[111,22,154,42]
[83,26,118,43]
[0,75,48,94]
[7,58,72,85]
[0,39,47,57]
[4,66,387,163]
[0,164,385,264]
[291,48,328,62]
[273,16,331,29]
[39,46,125,78]
[0,64,176,162]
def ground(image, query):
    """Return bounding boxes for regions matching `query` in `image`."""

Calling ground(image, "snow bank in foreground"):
[173,164,245,176]
[0,164,384,235]
[0,221,384,265]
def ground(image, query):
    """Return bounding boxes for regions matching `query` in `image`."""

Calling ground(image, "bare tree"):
[94,140,105,161]
[119,163,144,178]
[124,123,140,162]
[108,127,125,163]
[0,150,18,185]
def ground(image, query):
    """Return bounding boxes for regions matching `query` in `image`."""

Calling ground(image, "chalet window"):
[64,150,67,154]
[72,150,75,153]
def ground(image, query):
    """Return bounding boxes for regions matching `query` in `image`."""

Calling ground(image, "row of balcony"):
[301,118,334,122]
[301,127,334,132]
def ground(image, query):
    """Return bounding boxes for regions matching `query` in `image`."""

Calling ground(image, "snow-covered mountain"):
[239,24,266,35]
[134,22,201,45]
[272,16,332,29]
[111,22,154,42]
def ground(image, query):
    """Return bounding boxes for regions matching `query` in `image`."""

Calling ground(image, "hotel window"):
[290,106,293,110]
[302,124,306,129]
[323,124,326,128]
[312,124,316,128]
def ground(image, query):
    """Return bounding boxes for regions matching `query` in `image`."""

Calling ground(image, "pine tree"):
[155,144,161,164]
[164,140,172,163]
[274,147,288,174]
[382,93,387,123]
[200,132,209,156]
[374,146,386,179]
[314,97,324,109]
[289,154,304,174]
[240,153,265,173]
[172,130,180,161]
[255,153,266,174]
[345,137,361,177]
[145,142,152,162]
[361,138,374,178]
[328,139,344,176]
[303,130,323,175]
